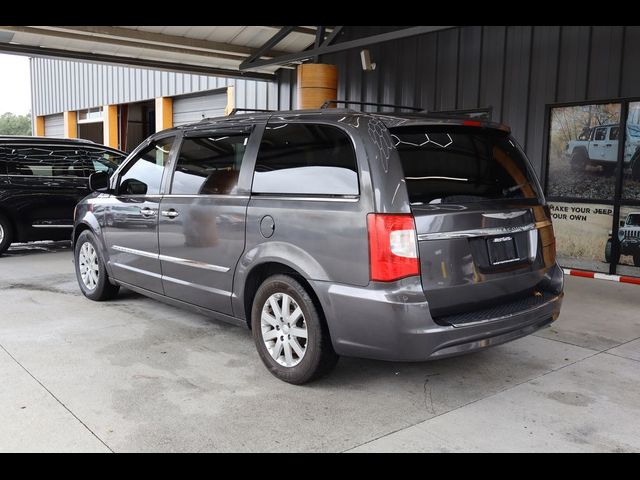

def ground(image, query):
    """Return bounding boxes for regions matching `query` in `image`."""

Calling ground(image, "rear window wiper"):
[502,183,526,197]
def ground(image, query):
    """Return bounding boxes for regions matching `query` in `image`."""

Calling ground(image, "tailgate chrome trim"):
[418,221,551,241]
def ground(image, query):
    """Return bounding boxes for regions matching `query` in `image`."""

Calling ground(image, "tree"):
[0,112,32,136]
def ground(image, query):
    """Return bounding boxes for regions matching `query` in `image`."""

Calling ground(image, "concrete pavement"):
[0,242,639,452]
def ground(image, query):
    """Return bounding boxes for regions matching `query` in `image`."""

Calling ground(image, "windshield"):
[627,214,640,226]
[390,125,543,205]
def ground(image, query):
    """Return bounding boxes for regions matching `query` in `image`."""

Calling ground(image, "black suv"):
[0,136,126,255]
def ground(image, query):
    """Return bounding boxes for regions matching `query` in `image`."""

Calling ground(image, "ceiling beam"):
[265,26,319,36]
[0,42,275,80]
[240,26,296,70]
[50,26,289,58]
[0,25,290,62]
[239,26,455,70]
[0,26,254,63]
[321,26,343,46]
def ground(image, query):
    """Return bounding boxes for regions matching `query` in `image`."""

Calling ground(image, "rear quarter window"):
[252,123,359,196]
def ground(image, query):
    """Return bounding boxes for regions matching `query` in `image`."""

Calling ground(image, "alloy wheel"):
[78,242,99,290]
[260,293,308,367]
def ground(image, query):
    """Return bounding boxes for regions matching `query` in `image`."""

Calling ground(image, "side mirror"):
[620,220,626,228]
[89,171,110,192]
[120,178,148,195]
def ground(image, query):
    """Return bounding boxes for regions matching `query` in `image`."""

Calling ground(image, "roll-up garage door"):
[44,113,64,138]
[172,88,228,127]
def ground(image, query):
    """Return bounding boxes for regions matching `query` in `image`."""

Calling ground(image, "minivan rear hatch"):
[389,124,556,320]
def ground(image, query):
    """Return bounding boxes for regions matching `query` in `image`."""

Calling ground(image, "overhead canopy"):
[0,26,454,80]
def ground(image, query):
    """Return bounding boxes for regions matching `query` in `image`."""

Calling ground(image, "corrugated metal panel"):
[556,26,590,102]
[43,113,64,138]
[172,88,228,126]
[588,26,624,99]
[30,57,293,116]
[322,25,638,181]
[621,26,640,97]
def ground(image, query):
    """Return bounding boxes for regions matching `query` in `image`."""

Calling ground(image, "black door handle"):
[606,144,612,147]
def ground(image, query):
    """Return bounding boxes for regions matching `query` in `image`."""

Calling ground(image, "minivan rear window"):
[389,126,542,204]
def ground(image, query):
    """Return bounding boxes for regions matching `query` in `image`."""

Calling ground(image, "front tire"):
[251,274,338,384]
[74,230,119,301]
[0,213,13,256]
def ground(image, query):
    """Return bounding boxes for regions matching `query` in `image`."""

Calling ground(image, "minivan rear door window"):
[389,125,542,205]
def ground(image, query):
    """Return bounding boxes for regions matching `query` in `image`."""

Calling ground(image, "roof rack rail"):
[320,100,423,112]
[228,108,275,116]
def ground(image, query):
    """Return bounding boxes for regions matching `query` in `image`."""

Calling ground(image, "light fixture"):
[360,49,376,71]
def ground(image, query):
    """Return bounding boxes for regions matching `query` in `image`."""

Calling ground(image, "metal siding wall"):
[526,26,561,176]
[556,26,590,102]
[435,28,459,111]
[479,26,507,120]
[31,57,288,116]
[323,25,640,179]
[501,26,532,147]
[621,26,640,97]
[587,26,624,99]
[457,26,482,110]
[43,113,64,138]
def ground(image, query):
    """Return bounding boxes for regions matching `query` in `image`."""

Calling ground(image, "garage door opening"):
[120,100,155,152]
[77,107,103,144]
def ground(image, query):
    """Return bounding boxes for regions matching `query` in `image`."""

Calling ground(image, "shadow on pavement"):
[4,241,72,257]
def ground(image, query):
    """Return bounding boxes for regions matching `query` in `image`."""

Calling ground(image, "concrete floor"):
[0,242,639,452]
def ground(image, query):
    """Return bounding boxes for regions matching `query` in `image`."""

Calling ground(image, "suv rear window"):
[252,123,358,196]
[1,145,125,177]
[390,125,542,204]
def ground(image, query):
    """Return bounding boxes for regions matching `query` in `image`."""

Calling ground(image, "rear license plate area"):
[487,235,520,265]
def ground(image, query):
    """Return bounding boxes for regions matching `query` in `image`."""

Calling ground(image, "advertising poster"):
[549,202,613,272]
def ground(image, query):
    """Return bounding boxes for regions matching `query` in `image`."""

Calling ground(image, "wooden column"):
[34,116,45,136]
[103,105,119,148]
[155,97,173,132]
[224,86,235,116]
[63,111,77,139]
[297,64,338,109]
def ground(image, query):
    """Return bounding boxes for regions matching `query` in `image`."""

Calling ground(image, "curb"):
[563,268,640,285]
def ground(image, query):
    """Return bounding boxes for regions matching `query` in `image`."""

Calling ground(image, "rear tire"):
[605,239,613,263]
[0,213,13,256]
[251,274,338,384]
[570,151,588,172]
[74,230,119,301]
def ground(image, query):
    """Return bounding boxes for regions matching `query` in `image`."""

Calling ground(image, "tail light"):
[367,213,419,282]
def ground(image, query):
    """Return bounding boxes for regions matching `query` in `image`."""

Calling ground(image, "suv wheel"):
[605,239,613,263]
[0,213,13,256]
[74,230,119,301]
[251,274,338,384]
[570,151,587,172]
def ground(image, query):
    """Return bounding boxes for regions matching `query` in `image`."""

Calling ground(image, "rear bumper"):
[311,263,564,362]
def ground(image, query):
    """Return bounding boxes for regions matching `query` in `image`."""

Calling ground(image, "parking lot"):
[1,242,639,452]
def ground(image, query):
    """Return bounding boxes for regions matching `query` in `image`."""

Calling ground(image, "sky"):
[0,54,31,116]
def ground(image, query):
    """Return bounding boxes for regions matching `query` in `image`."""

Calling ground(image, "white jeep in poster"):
[606,212,640,266]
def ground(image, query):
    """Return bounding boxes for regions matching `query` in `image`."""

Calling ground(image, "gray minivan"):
[72,109,564,384]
